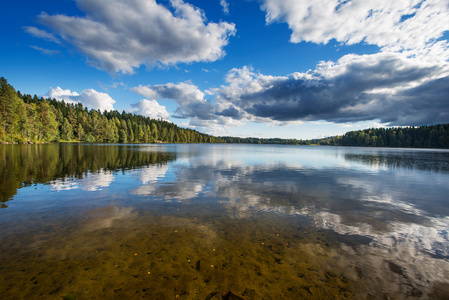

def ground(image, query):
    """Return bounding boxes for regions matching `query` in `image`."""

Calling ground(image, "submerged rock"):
[222,291,245,300]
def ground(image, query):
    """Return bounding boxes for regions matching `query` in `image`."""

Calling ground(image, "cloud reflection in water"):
[130,146,449,262]
[50,170,115,192]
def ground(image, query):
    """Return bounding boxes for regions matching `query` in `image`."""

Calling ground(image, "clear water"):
[1,144,449,299]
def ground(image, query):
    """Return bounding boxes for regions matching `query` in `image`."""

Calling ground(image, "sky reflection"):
[1,144,449,298]
[126,145,449,261]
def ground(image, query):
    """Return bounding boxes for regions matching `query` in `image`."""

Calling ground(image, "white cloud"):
[212,49,449,126]
[30,45,61,56]
[23,26,60,44]
[215,65,287,101]
[220,0,230,14]
[130,99,170,120]
[129,85,159,100]
[79,89,116,112]
[188,117,244,135]
[131,47,449,128]
[258,0,449,125]
[46,87,116,112]
[131,82,243,129]
[260,0,449,51]
[47,86,79,99]
[33,0,236,73]
[132,82,213,120]
[127,0,449,128]
[97,81,127,91]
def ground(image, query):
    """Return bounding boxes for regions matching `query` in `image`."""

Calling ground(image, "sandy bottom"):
[0,204,447,299]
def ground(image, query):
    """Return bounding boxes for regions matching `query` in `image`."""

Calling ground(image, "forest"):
[317,125,449,148]
[222,124,449,149]
[0,77,223,144]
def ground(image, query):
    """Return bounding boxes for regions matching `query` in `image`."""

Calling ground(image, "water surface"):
[1,144,449,299]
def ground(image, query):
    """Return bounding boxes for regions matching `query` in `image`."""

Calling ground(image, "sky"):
[1,0,449,139]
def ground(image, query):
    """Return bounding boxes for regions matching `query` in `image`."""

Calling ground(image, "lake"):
[1,143,448,299]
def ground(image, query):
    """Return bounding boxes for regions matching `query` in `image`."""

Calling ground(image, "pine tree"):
[36,101,59,142]
[119,129,128,143]
[0,77,19,141]
[151,123,158,142]
[61,118,74,141]
[76,123,84,141]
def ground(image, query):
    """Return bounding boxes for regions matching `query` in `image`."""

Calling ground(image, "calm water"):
[1,144,449,299]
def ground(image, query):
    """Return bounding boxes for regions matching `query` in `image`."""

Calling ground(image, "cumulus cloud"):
[243,0,449,126]
[130,99,170,120]
[47,86,79,99]
[260,0,449,51]
[31,0,236,73]
[132,83,209,119]
[131,81,245,131]
[46,87,116,111]
[130,85,160,101]
[213,51,449,126]
[149,82,214,120]
[137,47,449,127]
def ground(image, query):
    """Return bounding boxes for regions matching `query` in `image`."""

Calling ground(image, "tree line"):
[317,125,449,148]
[221,126,449,149]
[0,77,223,144]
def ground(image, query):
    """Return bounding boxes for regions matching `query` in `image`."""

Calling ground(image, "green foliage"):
[222,125,449,149]
[0,77,224,144]
[0,77,27,142]
[316,125,449,149]
[76,123,84,141]
[61,118,74,141]
[36,101,59,142]
[84,133,96,143]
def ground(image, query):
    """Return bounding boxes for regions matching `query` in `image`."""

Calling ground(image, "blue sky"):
[1,0,448,139]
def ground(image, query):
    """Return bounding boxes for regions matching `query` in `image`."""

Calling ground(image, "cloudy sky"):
[1,0,449,139]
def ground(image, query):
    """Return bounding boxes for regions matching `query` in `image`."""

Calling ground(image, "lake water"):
[1,144,449,299]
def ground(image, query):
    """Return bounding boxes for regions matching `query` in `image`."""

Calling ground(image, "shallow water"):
[1,144,449,299]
